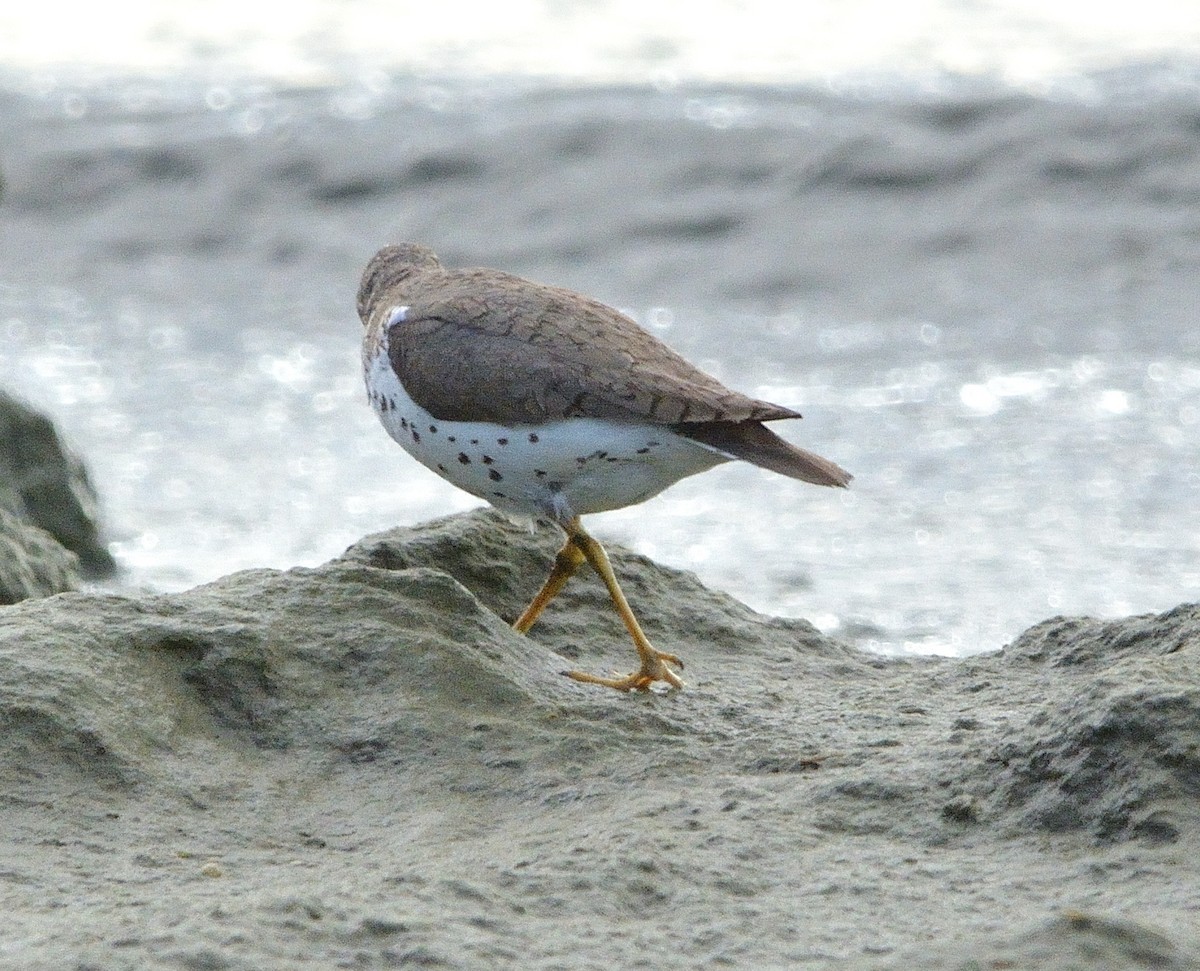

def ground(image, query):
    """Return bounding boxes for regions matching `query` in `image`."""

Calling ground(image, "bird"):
[357,243,851,693]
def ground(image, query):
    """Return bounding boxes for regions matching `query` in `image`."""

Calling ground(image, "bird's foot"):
[564,649,685,693]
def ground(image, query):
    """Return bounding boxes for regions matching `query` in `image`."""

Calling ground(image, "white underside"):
[363,341,729,523]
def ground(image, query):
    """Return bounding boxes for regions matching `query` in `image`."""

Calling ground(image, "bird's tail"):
[678,420,852,487]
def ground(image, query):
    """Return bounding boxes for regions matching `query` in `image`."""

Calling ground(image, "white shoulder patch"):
[386,305,410,326]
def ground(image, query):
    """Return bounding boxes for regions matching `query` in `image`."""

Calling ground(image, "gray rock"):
[0,508,1196,969]
[0,388,116,577]
[0,506,79,604]
[977,606,1200,844]
[885,911,1200,970]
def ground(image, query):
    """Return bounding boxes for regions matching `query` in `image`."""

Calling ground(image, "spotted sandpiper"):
[357,243,851,692]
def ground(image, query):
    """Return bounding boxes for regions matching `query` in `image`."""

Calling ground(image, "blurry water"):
[1,5,1198,655]
[2,185,1196,656]
[3,0,1199,90]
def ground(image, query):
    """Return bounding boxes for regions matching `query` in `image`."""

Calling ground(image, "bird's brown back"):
[359,244,851,487]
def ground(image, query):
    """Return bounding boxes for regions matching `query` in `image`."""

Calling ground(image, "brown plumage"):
[357,243,851,488]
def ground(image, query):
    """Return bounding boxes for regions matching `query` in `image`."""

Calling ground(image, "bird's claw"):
[565,649,685,693]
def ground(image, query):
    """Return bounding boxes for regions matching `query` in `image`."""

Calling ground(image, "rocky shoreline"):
[1,460,1197,967]
[0,396,1196,967]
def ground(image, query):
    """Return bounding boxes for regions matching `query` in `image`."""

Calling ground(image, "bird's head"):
[356,243,442,326]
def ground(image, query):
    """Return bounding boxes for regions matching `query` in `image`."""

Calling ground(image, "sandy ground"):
[0,509,1196,969]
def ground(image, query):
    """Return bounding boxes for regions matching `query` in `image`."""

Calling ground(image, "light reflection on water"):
[2,282,1195,656]
[3,0,1199,94]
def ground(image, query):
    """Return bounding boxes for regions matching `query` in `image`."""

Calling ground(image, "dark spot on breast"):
[492,492,506,498]
[458,453,470,464]
[606,457,620,462]
[575,456,587,466]
[528,433,540,443]
[482,455,494,465]
[400,418,408,429]
[389,398,396,411]
[448,436,456,443]
[471,439,479,445]
[636,447,650,454]
[597,451,608,459]
[497,437,508,445]
[411,430,421,443]
[429,425,437,433]
[488,469,503,482]
[535,470,547,478]
[437,463,447,472]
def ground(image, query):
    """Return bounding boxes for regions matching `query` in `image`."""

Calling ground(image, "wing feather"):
[379,268,798,427]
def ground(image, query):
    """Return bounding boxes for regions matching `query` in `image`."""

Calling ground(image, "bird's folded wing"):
[386,273,799,427]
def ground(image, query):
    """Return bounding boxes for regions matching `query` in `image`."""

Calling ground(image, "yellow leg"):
[511,519,684,692]
[513,536,586,633]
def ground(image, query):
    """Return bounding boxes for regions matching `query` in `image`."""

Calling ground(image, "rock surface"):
[0,509,1196,969]
[0,506,79,604]
[0,389,116,578]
